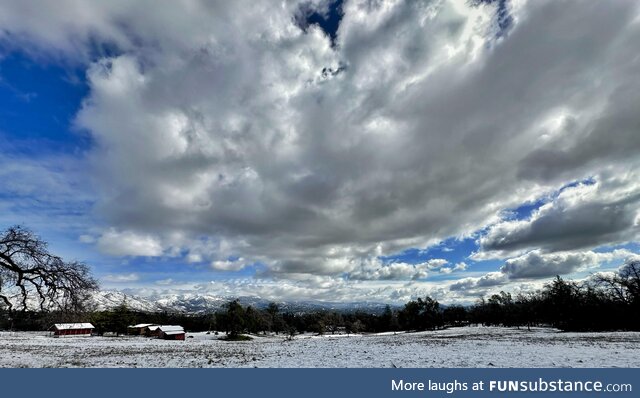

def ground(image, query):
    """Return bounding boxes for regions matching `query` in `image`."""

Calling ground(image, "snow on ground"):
[1,326,639,368]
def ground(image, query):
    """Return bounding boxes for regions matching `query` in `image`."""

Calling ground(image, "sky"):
[1,0,639,304]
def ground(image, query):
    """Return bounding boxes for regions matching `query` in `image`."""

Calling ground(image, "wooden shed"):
[128,323,156,335]
[158,325,185,340]
[145,325,162,337]
[50,323,94,337]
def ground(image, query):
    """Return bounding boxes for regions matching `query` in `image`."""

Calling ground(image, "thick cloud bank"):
[2,0,639,301]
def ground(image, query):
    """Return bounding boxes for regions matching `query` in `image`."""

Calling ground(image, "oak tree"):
[0,226,98,313]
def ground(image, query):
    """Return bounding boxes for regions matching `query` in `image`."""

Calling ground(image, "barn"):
[158,325,185,340]
[50,323,95,337]
[128,323,156,335]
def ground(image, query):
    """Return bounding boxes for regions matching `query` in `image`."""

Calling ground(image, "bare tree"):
[594,261,640,305]
[0,226,98,313]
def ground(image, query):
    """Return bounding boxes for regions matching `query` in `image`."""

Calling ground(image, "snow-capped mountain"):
[153,293,228,313]
[89,291,162,312]
[89,290,392,314]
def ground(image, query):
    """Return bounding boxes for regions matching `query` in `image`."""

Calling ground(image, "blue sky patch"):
[0,52,90,155]
[296,0,344,45]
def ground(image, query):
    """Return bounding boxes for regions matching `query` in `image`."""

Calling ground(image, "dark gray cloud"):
[451,249,638,297]
[500,249,636,280]
[478,173,640,257]
[449,272,507,292]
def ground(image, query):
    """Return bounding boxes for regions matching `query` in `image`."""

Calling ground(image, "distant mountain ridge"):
[89,290,393,314]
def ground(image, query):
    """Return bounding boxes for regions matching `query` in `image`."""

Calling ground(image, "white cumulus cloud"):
[1,0,639,300]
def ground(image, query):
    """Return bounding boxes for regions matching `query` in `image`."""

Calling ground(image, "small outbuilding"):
[145,325,162,337]
[158,325,186,341]
[50,323,95,337]
[128,323,156,335]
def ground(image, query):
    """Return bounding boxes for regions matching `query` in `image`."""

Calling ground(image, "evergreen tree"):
[224,300,246,337]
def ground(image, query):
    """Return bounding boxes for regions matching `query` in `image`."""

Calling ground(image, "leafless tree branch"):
[0,225,98,313]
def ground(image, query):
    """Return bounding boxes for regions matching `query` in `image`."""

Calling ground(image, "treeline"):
[0,305,217,334]
[399,261,640,332]
[0,301,397,336]
[468,263,640,331]
[2,261,638,334]
[213,261,640,333]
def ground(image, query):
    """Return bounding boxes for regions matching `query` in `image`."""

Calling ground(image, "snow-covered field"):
[1,326,639,368]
